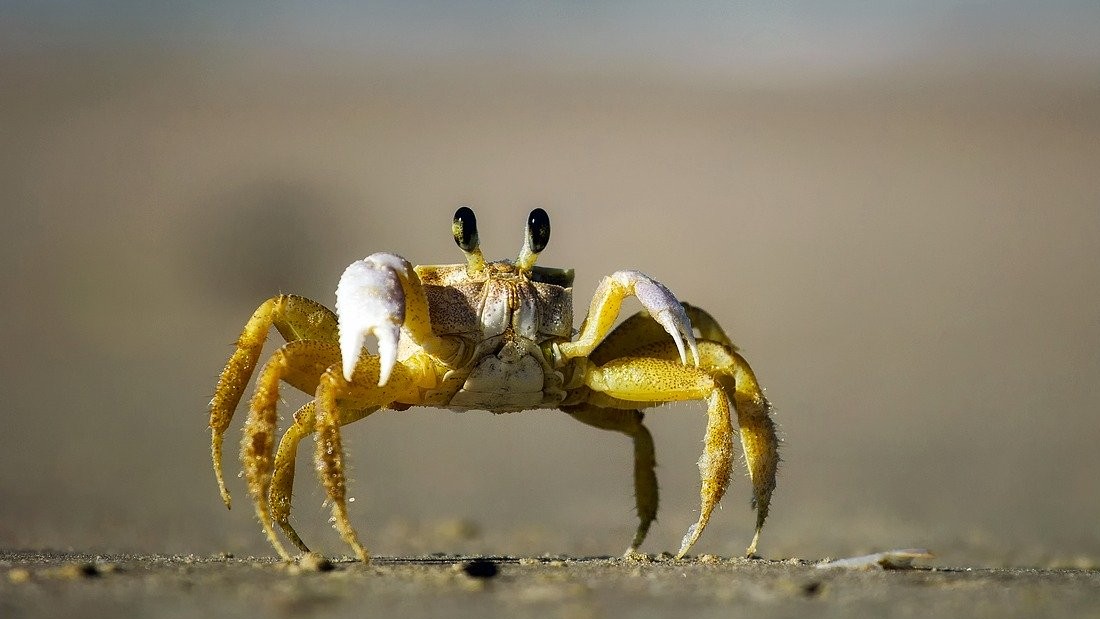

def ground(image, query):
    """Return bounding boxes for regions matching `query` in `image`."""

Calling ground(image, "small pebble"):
[298,553,335,572]
[461,559,499,579]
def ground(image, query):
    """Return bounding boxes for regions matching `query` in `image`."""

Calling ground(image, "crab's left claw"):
[557,269,700,368]
[336,253,410,386]
[616,271,700,367]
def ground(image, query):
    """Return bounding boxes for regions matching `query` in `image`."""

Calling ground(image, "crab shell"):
[410,262,575,412]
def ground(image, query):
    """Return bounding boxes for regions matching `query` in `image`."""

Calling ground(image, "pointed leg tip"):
[277,520,312,554]
[259,517,293,562]
[271,540,294,563]
[676,522,701,560]
[744,530,762,559]
[351,545,370,563]
[674,538,693,560]
[216,478,233,509]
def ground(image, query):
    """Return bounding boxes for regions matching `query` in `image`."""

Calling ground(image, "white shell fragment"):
[816,549,934,570]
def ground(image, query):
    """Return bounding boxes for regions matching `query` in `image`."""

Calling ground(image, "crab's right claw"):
[335,253,408,386]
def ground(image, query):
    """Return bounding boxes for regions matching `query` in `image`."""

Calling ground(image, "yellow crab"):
[209,207,779,562]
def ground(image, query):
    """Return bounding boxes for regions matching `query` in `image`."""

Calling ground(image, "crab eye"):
[527,208,550,254]
[453,206,479,252]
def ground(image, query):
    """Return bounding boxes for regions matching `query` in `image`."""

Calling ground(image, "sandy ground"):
[4,550,1100,619]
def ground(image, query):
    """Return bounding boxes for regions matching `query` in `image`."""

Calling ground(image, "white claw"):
[614,271,700,366]
[654,309,700,367]
[335,253,409,385]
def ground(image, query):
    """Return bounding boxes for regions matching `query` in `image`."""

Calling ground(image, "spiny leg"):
[270,402,316,553]
[562,404,659,557]
[242,339,343,561]
[314,356,419,562]
[624,339,778,557]
[705,346,776,557]
[584,357,734,559]
[210,294,338,508]
[269,401,376,553]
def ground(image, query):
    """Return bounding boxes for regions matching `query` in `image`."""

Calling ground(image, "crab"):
[209,207,779,562]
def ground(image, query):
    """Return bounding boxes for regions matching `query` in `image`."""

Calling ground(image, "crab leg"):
[313,356,419,562]
[269,401,377,553]
[209,295,338,509]
[562,404,659,557]
[242,339,346,560]
[584,345,777,559]
[556,270,699,367]
[600,339,778,557]
[583,357,733,559]
[711,349,777,558]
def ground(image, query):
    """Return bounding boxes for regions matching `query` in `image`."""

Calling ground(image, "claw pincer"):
[335,254,409,385]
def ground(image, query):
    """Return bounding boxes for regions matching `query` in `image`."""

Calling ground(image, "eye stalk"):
[517,208,550,270]
[453,206,486,273]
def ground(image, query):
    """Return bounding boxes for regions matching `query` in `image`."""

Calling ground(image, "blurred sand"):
[4,551,1100,619]
[1,37,1098,590]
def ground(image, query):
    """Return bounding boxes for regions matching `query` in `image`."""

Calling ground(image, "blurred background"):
[2,2,1098,567]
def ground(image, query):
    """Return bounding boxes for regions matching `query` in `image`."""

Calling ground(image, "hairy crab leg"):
[583,357,740,559]
[562,405,659,557]
[621,339,779,557]
[209,295,338,509]
[313,356,419,562]
[269,401,377,552]
[270,402,317,553]
[242,339,345,560]
[269,402,378,551]
[583,357,733,559]
[556,270,699,368]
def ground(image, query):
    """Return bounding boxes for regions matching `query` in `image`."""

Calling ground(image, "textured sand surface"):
[4,550,1100,619]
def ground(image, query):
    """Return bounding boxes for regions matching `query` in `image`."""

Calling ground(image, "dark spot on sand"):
[462,559,499,579]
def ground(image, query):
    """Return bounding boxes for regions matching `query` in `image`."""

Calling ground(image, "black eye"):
[527,208,550,254]
[453,206,479,252]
